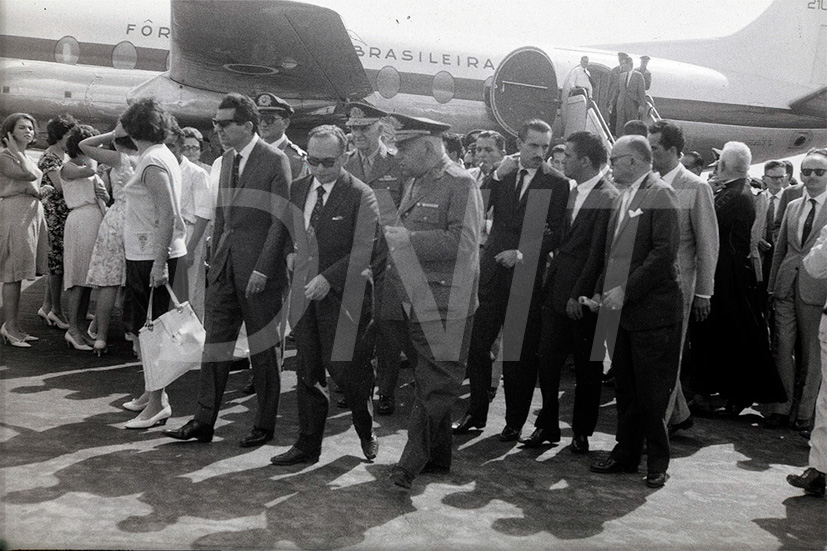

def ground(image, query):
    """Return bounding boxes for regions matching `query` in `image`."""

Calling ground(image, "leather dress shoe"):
[762,413,789,429]
[376,395,395,416]
[239,428,273,448]
[361,432,379,461]
[388,466,413,490]
[270,446,319,466]
[519,428,559,448]
[452,413,485,435]
[590,456,638,474]
[668,416,695,436]
[790,418,813,432]
[162,420,214,443]
[786,467,825,496]
[499,426,521,442]
[569,434,589,454]
[646,472,670,488]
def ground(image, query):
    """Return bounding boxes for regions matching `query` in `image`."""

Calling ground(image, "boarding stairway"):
[560,88,661,149]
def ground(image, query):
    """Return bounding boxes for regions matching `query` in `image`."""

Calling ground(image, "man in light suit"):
[452,119,570,443]
[270,125,381,466]
[590,135,682,488]
[343,103,408,416]
[767,149,827,432]
[648,121,719,435]
[383,113,483,490]
[531,131,618,453]
[612,56,647,137]
[163,93,292,447]
[255,92,309,182]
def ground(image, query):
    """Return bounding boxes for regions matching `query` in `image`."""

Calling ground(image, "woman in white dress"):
[60,125,108,350]
[81,123,138,355]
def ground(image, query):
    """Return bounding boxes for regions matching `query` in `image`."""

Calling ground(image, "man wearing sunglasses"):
[164,92,292,448]
[270,124,380,466]
[768,149,827,434]
[254,92,309,182]
[344,102,408,416]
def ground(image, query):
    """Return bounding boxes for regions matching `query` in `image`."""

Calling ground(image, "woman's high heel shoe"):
[46,311,70,330]
[65,332,93,351]
[37,307,51,325]
[93,340,108,357]
[124,406,172,429]
[0,323,31,348]
[22,334,39,342]
[122,397,149,412]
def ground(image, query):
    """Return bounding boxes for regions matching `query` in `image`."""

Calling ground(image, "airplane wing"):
[789,87,827,120]
[170,0,373,102]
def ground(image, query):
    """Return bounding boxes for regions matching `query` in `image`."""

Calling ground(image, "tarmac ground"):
[1,278,825,550]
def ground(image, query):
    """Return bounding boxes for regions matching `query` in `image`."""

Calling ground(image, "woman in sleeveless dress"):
[81,129,138,355]
[60,125,108,351]
[37,114,77,330]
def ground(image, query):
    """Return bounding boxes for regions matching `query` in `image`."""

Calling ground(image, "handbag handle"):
[145,282,183,326]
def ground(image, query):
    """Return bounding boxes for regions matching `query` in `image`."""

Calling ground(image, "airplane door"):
[490,47,558,136]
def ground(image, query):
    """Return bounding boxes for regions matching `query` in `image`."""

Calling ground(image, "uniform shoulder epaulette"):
[287,141,306,158]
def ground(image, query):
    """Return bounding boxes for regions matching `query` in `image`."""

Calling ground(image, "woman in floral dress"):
[81,124,137,355]
[37,114,77,330]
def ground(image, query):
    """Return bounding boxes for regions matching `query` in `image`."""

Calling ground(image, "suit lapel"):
[612,174,651,245]
[802,197,827,249]
[316,173,350,233]
[231,141,261,204]
[569,179,605,235]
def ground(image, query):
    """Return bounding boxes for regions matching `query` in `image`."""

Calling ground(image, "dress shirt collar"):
[660,164,682,186]
[576,172,603,193]
[803,187,827,206]
[270,134,287,149]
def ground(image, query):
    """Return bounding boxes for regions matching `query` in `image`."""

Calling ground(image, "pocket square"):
[628,208,643,219]
[331,215,344,221]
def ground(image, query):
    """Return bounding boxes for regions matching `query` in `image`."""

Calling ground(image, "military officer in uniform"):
[382,113,483,490]
[344,102,409,416]
[255,92,309,182]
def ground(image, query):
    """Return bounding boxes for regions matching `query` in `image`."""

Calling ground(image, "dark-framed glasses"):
[801,168,827,177]
[306,156,339,168]
[212,118,243,128]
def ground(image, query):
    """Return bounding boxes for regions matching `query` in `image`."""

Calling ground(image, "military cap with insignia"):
[253,92,295,116]
[640,55,651,61]
[383,112,451,143]
[344,102,388,127]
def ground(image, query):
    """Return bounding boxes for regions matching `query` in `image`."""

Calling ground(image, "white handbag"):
[139,283,205,391]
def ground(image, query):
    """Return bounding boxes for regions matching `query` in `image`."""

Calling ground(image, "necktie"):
[765,195,776,242]
[614,188,632,237]
[515,169,528,202]
[568,186,580,226]
[802,198,817,244]
[362,154,373,180]
[309,185,326,231]
[232,153,242,187]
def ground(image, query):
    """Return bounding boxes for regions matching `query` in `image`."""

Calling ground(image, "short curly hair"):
[66,124,100,158]
[46,114,77,145]
[119,98,173,144]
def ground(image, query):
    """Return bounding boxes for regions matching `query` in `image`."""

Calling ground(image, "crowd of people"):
[0,89,825,497]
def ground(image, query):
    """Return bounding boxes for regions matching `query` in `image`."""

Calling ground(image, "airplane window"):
[376,66,400,99]
[432,71,455,104]
[54,36,80,65]
[112,41,138,70]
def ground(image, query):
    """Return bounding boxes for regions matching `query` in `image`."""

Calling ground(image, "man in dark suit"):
[163,93,292,447]
[255,92,309,182]
[606,52,629,132]
[270,125,381,466]
[612,57,647,137]
[383,113,483,490]
[452,119,569,443]
[589,135,682,488]
[529,131,617,452]
[343,102,408,416]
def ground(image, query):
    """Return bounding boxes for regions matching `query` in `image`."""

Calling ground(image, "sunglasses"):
[306,156,339,168]
[212,118,244,128]
[801,168,827,177]
[261,115,284,125]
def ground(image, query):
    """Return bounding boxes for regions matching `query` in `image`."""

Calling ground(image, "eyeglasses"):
[609,154,633,165]
[801,168,827,177]
[261,115,284,125]
[306,156,339,168]
[212,118,243,128]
